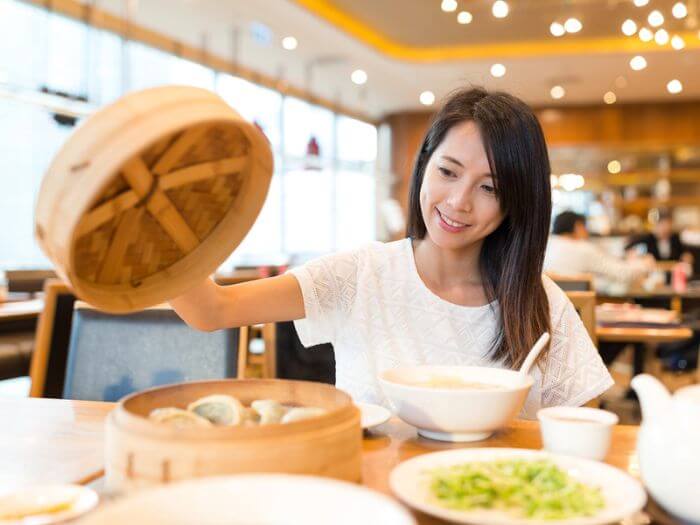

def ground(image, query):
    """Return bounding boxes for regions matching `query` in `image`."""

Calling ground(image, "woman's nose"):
[446,185,473,212]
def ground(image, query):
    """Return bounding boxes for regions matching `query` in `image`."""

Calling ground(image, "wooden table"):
[0,397,658,524]
[599,286,700,314]
[0,298,43,322]
[596,325,693,344]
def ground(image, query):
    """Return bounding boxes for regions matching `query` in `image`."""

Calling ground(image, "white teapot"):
[631,374,700,523]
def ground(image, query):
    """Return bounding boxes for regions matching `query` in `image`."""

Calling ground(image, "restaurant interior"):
[1,0,700,523]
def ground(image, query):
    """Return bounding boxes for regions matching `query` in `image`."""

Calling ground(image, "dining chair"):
[28,279,76,397]
[546,272,595,292]
[62,303,243,402]
[565,290,598,346]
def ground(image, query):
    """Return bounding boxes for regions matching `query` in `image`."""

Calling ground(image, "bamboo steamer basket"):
[105,379,363,493]
[35,86,273,313]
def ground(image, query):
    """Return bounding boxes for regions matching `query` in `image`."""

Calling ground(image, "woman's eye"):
[438,167,455,177]
[481,184,496,194]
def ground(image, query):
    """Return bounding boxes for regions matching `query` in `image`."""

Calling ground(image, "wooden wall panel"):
[385,102,700,203]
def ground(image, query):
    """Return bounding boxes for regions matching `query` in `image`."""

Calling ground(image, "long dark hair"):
[406,87,551,368]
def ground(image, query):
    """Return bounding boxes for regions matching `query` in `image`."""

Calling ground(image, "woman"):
[170,87,612,417]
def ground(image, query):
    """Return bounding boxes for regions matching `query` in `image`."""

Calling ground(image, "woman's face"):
[419,120,504,252]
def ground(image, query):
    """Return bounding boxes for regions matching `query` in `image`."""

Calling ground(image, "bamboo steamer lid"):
[35,86,273,313]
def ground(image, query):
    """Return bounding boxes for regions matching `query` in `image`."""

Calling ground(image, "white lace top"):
[289,238,613,418]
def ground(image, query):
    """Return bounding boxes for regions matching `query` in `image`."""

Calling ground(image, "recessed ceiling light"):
[621,19,638,36]
[550,22,565,37]
[420,91,436,105]
[667,79,683,94]
[490,63,506,78]
[648,10,664,27]
[492,0,509,18]
[630,55,647,70]
[604,92,617,104]
[281,36,298,50]
[655,28,670,45]
[672,2,687,18]
[457,11,473,24]
[608,160,622,173]
[441,0,457,13]
[671,35,685,49]
[633,0,649,6]
[638,27,653,42]
[550,85,566,99]
[564,17,583,33]
[351,69,367,85]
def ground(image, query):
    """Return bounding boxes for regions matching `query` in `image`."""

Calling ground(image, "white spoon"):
[518,332,550,378]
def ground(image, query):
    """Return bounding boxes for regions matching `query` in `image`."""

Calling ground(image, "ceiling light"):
[550,22,565,37]
[420,90,435,105]
[633,0,649,6]
[281,36,297,50]
[550,85,566,99]
[622,19,638,36]
[630,55,647,70]
[351,69,367,85]
[655,28,669,45]
[457,11,473,24]
[672,2,688,18]
[492,1,509,18]
[604,91,617,104]
[608,160,622,173]
[648,10,664,27]
[564,17,583,33]
[667,79,683,94]
[671,35,685,49]
[441,0,457,12]
[638,27,653,41]
[490,63,506,77]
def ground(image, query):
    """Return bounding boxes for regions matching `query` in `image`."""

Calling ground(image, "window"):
[0,0,378,273]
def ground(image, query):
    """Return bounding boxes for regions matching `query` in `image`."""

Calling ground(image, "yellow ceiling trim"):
[293,0,700,61]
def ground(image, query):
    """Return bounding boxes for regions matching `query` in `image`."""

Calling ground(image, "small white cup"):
[537,406,619,461]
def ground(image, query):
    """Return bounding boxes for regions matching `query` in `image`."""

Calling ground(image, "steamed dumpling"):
[149,407,212,428]
[281,407,327,424]
[187,395,245,426]
[251,399,287,425]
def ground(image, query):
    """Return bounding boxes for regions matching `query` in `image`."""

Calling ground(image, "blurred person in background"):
[544,211,654,293]
[625,208,694,266]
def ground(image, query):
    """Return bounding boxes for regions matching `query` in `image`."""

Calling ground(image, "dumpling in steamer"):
[251,399,287,425]
[187,395,245,426]
[281,407,327,424]
[149,407,212,428]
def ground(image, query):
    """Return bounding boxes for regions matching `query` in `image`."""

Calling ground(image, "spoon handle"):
[519,332,550,377]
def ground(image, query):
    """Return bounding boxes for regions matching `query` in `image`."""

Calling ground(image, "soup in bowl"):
[378,366,533,442]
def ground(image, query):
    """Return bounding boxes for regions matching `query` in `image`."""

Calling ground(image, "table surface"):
[598,285,700,300]
[596,324,694,343]
[0,397,651,524]
[0,298,44,321]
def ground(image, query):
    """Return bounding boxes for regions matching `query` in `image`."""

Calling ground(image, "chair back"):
[62,304,239,402]
[565,291,598,345]
[29,280,76,397]
[546,272,594,292]
[6,270,57,294]
[274,321,335,384]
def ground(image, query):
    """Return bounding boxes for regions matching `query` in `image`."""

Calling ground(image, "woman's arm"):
[169,274,305,332]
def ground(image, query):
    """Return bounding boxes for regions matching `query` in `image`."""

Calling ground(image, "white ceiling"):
[96,0,700,119]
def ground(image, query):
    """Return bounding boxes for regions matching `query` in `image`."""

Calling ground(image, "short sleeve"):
[539,277,614,407]
[287,248,362,347]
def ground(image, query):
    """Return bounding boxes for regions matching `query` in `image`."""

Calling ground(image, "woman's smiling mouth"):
[436,208,471,233]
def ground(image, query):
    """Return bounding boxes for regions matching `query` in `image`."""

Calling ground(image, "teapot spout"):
[631,374,672,422]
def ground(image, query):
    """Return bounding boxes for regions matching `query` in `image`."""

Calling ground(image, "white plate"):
[79,474,416,525]
[0,484,98,525]
[356,402,392,429]
[390,448,646,525]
